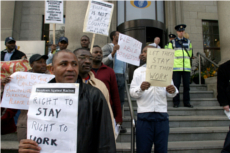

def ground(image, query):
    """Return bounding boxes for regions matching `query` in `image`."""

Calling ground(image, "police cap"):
[175,24,186,31]
[168,34,176,38]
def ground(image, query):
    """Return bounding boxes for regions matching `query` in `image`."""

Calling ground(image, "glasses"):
[78,55,94,61]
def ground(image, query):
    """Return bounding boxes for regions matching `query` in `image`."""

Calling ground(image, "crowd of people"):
[1,23,230,153]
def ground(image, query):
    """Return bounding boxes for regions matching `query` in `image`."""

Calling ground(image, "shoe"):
[173,105,179,108]
[120,125,127,133]
[184,104,193,108]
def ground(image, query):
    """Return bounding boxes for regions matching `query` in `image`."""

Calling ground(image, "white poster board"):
[1,41,45,60]
[83,0,114,36]
[45,0,64,24]
[145,48,175,87]
[27,83,79,153]
[117,33,142,66]
[1,72,55,110]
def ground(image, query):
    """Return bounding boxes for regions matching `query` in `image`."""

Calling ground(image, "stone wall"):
[181,1,218,56]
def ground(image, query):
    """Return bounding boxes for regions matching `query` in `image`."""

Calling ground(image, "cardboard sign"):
[1,72,55,110]
[117,33,142,66]
[27,83,79,153]
[83,0,114,36]
[45,0,64,24]
[146,48,175,87]
[1,60,31,79]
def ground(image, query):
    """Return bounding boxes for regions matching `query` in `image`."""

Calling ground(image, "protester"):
[168,24,193,108]
[130,45,178,153]
[46,36,68,64]
[73,48,116,136]
[91,45,122,125]
[149,37,161,48]
[18,50,116,153]
[217,60,230,152]
[1,36,27,135]
[17,54,48,141]
[102,31,127,133]
[80,35,90,49]
[165,34,176,49]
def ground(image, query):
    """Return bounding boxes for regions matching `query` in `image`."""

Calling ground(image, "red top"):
[91,63,122,123]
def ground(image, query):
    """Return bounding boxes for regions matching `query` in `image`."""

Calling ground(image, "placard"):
[83,0,114,36]
[1,72,55,110]
[27,83,79,153]
[45,0,64,24]
[117,33,142,66]
[146,48,175,87]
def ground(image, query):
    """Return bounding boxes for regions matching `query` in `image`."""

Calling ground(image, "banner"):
[83,0,114,36]
[1,60,31,79]
[27,83,79,153]
[117,33,142,66]
[45,0,64,24]
[1,72,55,110]
[145,48,175,87]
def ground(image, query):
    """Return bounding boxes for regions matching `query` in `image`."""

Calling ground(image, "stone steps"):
[124,106,225,116]
[117,126,228,142]
[125,91,214,99]
[124,98,219,107]
[122,116,229,128]
[116,140,224,153]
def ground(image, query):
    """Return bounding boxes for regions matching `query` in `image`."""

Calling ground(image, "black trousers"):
[173,71,190,106]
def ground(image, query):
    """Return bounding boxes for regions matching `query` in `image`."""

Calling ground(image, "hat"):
[5,37,15,45]
[175,24,186,31]
[29,54,48,64]
[169,34,176,38]
[58,37,68,43]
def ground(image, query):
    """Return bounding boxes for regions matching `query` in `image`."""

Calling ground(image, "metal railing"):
[125,80,135,153]
[197,52,219,84]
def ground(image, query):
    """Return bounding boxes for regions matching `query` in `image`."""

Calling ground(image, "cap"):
[5,37,15,45]
[175,24,186,31]
[58,37,68,43]
[29,54,48,64]
[169,34,176,38]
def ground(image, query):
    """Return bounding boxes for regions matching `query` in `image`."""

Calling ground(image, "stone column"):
[217,1,230,64]
[1,1,15,40]
[65,1,115,51]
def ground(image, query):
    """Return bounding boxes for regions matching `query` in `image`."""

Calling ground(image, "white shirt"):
[129,64,178,113]
[149,43,161,48]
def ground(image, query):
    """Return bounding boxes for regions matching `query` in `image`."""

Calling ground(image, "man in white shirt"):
[130,45,178,153]
[149,37,161,48]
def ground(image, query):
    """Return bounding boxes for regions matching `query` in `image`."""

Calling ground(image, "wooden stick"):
[53,24,56,44]
[90,33,96,53]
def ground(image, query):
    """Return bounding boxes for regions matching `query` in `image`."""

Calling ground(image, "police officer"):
[168,24,193,108]
[165,34,176,49]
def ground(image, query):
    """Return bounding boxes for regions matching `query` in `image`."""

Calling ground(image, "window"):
[42,15,66,54]
[202,20,220,63]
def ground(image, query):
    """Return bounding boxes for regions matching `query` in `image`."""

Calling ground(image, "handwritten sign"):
[27,83,79,153]
[1,72,55,110]
[83,0,114,36]
[1,60,31,79]
[45,0,63,24]
[117,33,142,66]
[146,48,175,87]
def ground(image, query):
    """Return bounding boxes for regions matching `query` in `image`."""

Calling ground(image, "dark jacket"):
[1,49,26,61]
[91,63,122,123]
[49,77,116,153]
[217,60,230,106]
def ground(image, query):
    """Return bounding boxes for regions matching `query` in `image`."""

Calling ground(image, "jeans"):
[115,74,125,109]
[136,112,169,153]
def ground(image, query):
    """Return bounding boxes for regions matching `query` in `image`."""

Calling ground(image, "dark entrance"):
[117,19,166,82]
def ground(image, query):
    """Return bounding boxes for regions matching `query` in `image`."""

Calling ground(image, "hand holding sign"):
[117,33,142,66]
[146,48,175,87]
